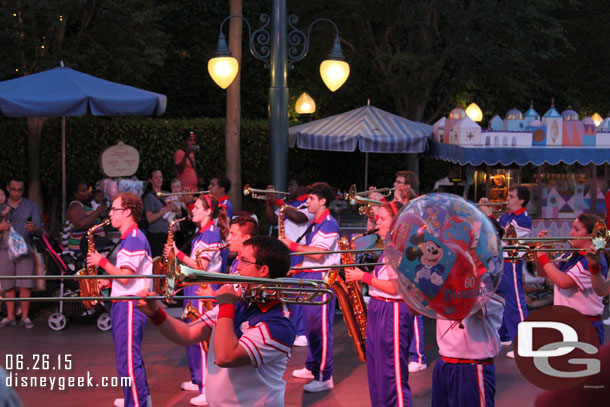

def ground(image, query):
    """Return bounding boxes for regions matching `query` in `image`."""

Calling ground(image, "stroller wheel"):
[48,312,68,331]
[97,312,112,331]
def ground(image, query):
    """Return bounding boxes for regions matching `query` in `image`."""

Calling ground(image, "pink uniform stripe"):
[127,302,140,407]
[476,364,486,407]
[196,301,206,387]
[512,264,525,322]
[393,303,404,406]
[319,296,328,381]
[413,316,423,364]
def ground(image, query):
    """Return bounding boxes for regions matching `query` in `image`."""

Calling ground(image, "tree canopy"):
[1,0,608,123]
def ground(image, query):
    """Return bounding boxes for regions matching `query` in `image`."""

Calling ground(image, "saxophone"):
[278,204,289,239]
[153,215,191,294]
[182,303,212,353]
[77,218,111,309]
[324,236,368,362]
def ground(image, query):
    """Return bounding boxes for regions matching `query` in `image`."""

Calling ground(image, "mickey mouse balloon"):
[385,193,503,320]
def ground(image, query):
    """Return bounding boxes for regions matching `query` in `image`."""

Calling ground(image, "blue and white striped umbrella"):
[289,105,432,152]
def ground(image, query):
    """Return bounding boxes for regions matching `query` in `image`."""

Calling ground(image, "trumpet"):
[243,184,289,200]
[476,201,507,207]
[156,190,209,197]
[354,187,394,197]
[345,185,384,206]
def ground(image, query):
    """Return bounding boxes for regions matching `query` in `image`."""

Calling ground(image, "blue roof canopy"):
[289,105,432,153]
[428,141,610,166]
[0,66,166,117]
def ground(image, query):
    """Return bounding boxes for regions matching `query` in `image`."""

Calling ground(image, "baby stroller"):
[33,232,113,331]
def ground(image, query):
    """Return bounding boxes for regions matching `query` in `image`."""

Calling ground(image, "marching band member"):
[208,175,234,221]
[345,200,415,407]
[432,293,506,407]
[535,213,608,345]
[265,175,312,346]
[87,192,153,407]
[373,171,427,372]
[480,185,532,358]
[280,182,340,392]
[227,216,259,274]
[137,237,296,407]
[165,194,229,406]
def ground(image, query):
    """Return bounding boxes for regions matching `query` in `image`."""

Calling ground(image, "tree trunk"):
[26,117,47,215]
[226,0,243,211]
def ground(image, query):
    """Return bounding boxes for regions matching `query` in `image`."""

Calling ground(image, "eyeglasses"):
[110,207,128,212]
[394,180,405,185]
[239,257,261,267]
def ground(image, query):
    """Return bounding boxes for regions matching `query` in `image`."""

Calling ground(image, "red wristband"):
[149,307,167,326]
[589,262,601,275]
[289,242,299,252]
[98,257,110,270]
[218,303,235,319]
[177,251,186,262]
[538,255,551,268]
[362,272,373,285]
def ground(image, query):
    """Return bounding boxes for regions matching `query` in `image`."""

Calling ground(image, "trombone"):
[0,267,334,306]
[156,190,209,197]
[243,184,289,200]
[502,221,610,261]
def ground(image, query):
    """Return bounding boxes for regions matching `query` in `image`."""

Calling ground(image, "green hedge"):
[0,116,447,231]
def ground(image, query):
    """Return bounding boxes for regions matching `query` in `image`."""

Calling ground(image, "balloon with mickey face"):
[385,193,503,320]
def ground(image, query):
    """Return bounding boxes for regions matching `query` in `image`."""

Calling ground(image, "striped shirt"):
[111,224,153,297]
[201,301,295,407]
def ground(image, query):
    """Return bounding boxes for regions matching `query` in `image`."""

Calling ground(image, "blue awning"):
[427,141,610,166]
[289,105,432,153]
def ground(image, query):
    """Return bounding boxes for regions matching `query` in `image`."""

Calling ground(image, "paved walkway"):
[2,306,608,406]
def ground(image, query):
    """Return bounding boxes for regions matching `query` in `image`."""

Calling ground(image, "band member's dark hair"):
[244,236,290,279]
[7,176,25,187]
[199,194,229,239]
[577,213,601,235]
[213,175,232,194]
[232,216,258,237]
[508,185,530,207]
[395,170,419,191]
[309,182,334,206]
[118,192,144,222]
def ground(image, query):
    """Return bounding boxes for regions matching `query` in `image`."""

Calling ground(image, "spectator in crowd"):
[0,177,44,329]
[174,130,201,191]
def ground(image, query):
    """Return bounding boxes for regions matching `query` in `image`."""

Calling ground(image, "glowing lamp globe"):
[320,59,350,92]
[592,113,603,127]
[208,56,239,89]
[466,102,483,122]
[295,92,316,114]
[385,193,503,321]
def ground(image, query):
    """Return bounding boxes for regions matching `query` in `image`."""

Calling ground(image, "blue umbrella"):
[0,63,167,222]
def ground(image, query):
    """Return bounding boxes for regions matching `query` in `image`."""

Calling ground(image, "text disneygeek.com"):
[3,353,132,391]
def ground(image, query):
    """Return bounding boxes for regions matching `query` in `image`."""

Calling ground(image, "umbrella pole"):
[62,116,66,226]
[364,152,369,189]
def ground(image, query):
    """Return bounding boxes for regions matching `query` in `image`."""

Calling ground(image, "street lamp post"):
[208,0,349,190]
